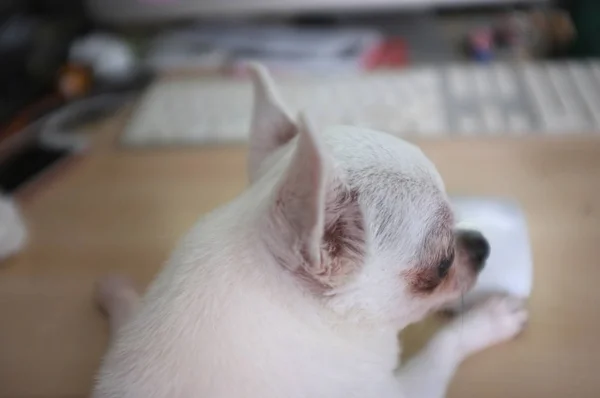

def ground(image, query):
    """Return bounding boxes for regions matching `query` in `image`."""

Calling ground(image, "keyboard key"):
[493,64,518,98]
[508,113,532,134]
[448,66,470,99]
[473,66,492,97]
[458,115,480,134]
[570,62,600,128]
[482,105,504,133]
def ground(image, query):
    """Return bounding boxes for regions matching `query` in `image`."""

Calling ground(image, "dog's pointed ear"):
[247,63,297,183]
[267,114,365,289]
[278,114,328,268]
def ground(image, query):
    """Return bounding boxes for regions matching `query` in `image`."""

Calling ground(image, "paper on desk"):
[144,23,383,74]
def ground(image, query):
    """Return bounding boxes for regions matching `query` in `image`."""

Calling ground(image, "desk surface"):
[1,111,600,397]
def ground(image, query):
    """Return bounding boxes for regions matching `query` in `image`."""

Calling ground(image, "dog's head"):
[248,65,489,328]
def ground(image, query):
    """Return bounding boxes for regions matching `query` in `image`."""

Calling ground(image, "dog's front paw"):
[445,295,528,359]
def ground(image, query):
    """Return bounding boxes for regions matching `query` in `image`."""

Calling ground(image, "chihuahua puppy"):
[93,65,527,398]
[0,193,27,261]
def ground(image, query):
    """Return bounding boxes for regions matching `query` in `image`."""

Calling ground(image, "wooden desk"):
[1,112,599,397]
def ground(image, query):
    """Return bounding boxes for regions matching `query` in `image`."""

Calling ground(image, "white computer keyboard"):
[123,61,600,146]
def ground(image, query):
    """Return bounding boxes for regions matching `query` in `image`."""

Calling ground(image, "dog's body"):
[93,66,527,398]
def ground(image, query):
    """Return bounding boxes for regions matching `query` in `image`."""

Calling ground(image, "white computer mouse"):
[447,197,533,311]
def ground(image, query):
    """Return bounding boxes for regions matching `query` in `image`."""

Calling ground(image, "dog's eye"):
[437,254,454,278]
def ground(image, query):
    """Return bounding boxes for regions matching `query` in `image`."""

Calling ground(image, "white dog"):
[93,65,527,398]
[0,193,27,261]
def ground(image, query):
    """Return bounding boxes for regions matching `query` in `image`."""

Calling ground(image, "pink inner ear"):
[313,186,366,288]
[256,106,365,290]
[264,181,366,291]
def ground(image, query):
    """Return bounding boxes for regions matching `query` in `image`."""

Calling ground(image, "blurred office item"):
[464,8,576,62]
[466,28,494,62]
[87,0,548,25]
[519,8,576,58]
[0,0,91,134]
[70,33,139,83]
[0,2,140,195]
[0,93,130,193]
[144,24,384,74]
[0,13,85,131]
[564,0,600,58]
[0,192,27,261]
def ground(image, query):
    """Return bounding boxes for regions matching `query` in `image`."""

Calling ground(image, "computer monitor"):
[87,0,546,24]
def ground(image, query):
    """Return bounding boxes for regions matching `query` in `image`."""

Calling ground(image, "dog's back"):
[93,190,401,398]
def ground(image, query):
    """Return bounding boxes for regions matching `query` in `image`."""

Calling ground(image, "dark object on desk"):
[0,8,89,128]
[0,141,69,194]
[0,92,133,194]
[565,0,600,57]
[0,2,98,194]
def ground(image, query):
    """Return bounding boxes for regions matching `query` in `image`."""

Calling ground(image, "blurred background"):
[0,0,599,189]
[1,1,600,397]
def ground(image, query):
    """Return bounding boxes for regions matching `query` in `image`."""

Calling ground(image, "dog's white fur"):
[0,193,27,261]
[93,65,527,398]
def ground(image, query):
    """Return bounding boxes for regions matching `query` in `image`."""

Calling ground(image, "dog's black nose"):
[461,230,490,271]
